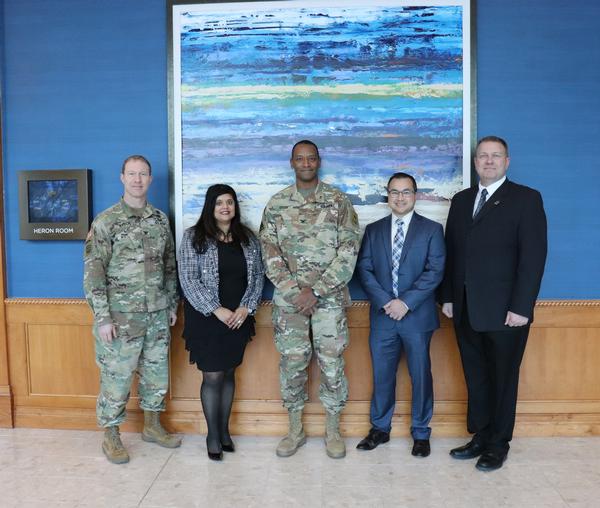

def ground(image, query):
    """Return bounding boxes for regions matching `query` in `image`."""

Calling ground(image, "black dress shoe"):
[449,440,485,460]
[356,429,390,451]
[411,439,430,457]
[221,441,235,453]
[475,451,507,472]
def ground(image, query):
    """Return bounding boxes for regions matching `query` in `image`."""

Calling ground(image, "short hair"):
[475,136,509,156]
[387,172,417,193]
[291,139,320,159]
[121,155,152,175]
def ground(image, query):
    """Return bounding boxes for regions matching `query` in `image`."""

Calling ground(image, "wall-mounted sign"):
[18,169,92,240]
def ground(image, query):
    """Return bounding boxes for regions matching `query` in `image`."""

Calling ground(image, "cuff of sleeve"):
[96,316,112,328]
[312,282,328,298]
[204,301,221,317]
[282,289,301,306]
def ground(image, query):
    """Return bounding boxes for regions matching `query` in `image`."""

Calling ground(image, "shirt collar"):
[479,176,506,198]
[392,209,414,228]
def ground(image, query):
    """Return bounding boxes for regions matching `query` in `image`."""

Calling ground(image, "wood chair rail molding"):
[2,298,600,434]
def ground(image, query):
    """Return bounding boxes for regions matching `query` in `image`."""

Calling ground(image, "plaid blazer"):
[178,227,264,316]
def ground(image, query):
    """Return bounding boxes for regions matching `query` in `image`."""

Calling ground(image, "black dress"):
[183,241,255,372]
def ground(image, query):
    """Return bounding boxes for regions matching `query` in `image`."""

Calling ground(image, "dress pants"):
[369,325,434,439]
[455,299,529,454]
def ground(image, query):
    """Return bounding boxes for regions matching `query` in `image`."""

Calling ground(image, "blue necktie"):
[473,188,488,217]
[392,218,404,297]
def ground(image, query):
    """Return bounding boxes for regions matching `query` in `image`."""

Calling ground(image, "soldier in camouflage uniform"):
[84,155,181,464]
[259,140,360,459]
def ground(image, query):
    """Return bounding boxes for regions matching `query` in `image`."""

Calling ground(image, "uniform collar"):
[292,180,324,202]
[120,198,152,218]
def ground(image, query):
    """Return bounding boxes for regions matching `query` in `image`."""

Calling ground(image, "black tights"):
[200,367,236,453]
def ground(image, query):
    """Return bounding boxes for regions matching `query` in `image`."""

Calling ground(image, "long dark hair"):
[192,184,253,253]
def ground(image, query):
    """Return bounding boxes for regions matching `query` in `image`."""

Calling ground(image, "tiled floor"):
[1,429,599,507]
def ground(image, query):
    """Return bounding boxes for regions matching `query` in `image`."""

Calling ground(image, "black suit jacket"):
[439,179,547,331]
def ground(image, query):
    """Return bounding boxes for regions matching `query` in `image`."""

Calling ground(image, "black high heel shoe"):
[206,439,223,461]
[221,441,235,453]
[207,449,223,461]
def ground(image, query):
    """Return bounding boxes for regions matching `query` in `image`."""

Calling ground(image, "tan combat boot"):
[102,426,130,464]
[276,410,306,457]
[325,412,346,459]
[142,411,182,448]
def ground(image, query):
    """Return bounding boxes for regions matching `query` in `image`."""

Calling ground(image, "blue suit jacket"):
[357,212,445,332]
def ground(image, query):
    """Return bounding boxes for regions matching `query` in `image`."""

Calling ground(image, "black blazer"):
[439,179,547,331]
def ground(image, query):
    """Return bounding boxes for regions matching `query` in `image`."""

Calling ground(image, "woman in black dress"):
[178,184,264,460]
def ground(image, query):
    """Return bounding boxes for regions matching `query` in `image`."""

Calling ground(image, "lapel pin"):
[494,200,500,205]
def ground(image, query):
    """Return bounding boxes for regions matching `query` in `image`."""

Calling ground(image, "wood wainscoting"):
[2,299,600,437]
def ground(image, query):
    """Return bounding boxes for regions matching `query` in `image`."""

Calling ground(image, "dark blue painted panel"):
[2,0,169,297]
[476,1,600,298]
[1,0,599,298]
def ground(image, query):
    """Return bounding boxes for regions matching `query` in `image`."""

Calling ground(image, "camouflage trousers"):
[272,305,349,414]
[94,309,170,428]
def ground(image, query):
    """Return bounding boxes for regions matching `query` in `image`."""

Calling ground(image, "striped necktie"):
[473,188,488,217]
[392,218,405,297]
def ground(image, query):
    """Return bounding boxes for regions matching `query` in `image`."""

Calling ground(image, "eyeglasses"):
[476,152,506,161]
[388,189,415,198]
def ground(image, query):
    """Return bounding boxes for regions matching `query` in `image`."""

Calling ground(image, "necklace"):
[218,230,232,243]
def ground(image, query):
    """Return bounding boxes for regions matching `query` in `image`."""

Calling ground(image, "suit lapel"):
[472,180,511,225]
[464,186,479,223]
[399,213,421,265]
[380,215,393,271]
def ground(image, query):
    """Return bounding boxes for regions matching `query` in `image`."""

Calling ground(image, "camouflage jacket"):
[259,181,360,308]
[83,199,178,326]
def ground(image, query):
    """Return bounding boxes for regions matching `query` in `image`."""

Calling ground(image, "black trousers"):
[455,297,529,454]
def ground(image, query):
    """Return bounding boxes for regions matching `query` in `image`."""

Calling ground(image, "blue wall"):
[1,0,599,299]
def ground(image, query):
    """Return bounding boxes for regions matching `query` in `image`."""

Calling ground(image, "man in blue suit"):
[356,172,445,457]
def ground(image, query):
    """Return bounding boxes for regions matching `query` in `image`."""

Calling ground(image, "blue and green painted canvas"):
[177,1,468,233]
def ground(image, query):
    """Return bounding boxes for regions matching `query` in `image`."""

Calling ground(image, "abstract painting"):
[170,0,473,248]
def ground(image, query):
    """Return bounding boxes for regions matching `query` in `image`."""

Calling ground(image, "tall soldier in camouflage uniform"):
[260,140,360,459]
[84,155,181,464]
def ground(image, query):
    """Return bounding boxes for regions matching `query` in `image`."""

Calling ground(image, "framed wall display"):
[18,169,92,240]
[169,0,475,248]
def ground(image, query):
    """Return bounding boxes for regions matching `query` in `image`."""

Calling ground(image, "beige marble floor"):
[1,428,599,507]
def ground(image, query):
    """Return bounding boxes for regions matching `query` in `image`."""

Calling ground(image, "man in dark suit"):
[440,135,547,471]
[356,172,445,457]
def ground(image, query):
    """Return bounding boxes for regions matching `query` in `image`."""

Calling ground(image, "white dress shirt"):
[389,210,413,310]
[390,210,414,251]
[472,176,506,216]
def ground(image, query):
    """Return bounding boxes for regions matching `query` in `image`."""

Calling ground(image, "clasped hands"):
[441,303,529,327]
[293,287,318,316]
[384,299,409,321]
[214,306,249,329]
